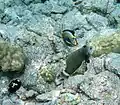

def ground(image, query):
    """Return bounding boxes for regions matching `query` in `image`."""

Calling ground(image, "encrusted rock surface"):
[0,0,120,105]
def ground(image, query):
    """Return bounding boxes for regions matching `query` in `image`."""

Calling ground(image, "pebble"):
[2,99,14,105]
[25,90,38,98]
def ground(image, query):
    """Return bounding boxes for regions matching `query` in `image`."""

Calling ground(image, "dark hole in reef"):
[116,0,120,3]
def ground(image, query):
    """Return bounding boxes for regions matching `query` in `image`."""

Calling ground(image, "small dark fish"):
[62,30,78,47]
[8,79,21,93]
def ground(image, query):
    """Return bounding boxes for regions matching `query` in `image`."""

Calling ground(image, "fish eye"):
[83,45,86,48]
[90,46,92,50]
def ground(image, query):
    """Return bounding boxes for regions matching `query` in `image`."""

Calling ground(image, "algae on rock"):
[39,66,55,83]
[0,40,26,72]
[89,31,120,57]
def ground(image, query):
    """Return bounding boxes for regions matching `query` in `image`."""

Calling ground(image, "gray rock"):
[36,91,52,102]
[110,5,120,28]
[58,0,73,8]
[51,4,67,14]
[51,14,63,21]
[86,56,106,75]
[0,99,2,105]
[2,99,14,105]
[9,94,25,105]
[79,0,115,15]
[105,53,120,77]
[0,2,5,12]
[25,90,38,98]
[26,17,55,36]
[78,71,120,104]
[1,14,11,24]
[4,0,15,7]
[64,75,85,88]
[36,102,51,105]
[0,76,9,97]
[22,0,33,5]
[86,13,108,31]
[25,102,36,105]
[16,87,27,100]
[61,8,88,30]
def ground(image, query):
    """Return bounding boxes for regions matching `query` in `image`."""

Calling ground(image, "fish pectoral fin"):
[65,40,72,45]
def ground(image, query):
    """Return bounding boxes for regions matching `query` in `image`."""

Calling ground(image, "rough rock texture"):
[0,0,120,105]
[89,31,120,57]
[105,53,120,77]
[0,40,25,72]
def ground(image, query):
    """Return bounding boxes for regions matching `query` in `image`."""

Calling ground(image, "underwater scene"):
[0,0,120,105]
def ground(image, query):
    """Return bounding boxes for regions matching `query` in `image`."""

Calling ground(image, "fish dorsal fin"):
[63,29,75,36]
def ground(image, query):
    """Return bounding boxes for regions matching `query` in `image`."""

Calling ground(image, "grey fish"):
[64,44,93,75]
[55,42,93,86]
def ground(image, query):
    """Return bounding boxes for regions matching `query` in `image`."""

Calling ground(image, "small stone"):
[22,0,33,5]
[0,2,5,12]
[2,99,14,105]
[51,5,67,14]
[25,90,38,98]
[25,102,35,105]
[36,92,52,102]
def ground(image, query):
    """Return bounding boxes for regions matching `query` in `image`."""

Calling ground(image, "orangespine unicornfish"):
[8,79,21,93]
[62,29,78,47]
[55,42,93,86]
[64,42,93,75]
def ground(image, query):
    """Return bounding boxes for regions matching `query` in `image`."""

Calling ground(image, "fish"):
[55,42,93,86]
[64,43,93,75]
[62,30,78,47]
[8,79,21,93]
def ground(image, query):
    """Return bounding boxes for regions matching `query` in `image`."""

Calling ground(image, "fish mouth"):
[71,39,78,46]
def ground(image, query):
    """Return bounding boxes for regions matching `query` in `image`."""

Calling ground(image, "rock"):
[61,8,88,30]
[0,76,9,97]
[78,71,120,104]
[51,4,67,14]
[16,87,27,100]
[2,99,14,105]
[110,5,120,28]
[86,56,105,75]
[0,2,5,12]
[4,0,15,7]
[9,94,25,105]
[25,102,36,105]
[22,0,33,5]
[89,30,120,57]
[105,53,120,77]
[28,3,50,15]
[0,40,26,72]
[36,91,52,102]
[80,0,115,15]
[25,90,38,98]
[26,17,55,36]
[1,14,11,24]
[86,13,108,31]
[64,75,85,88]
[36,102,51,105]
[58,0,73,8]
[51,14,63,21]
